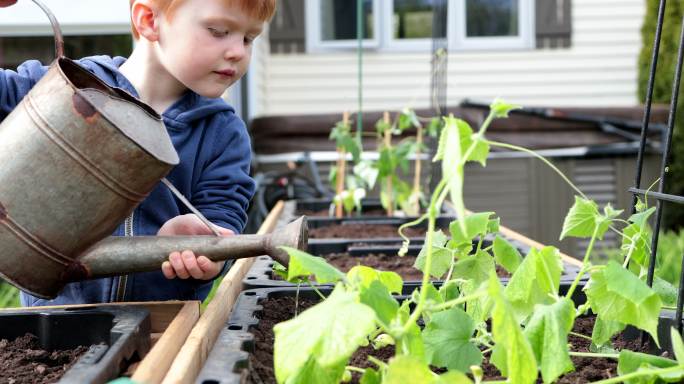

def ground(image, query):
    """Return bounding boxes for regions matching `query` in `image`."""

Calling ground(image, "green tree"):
[638,0,684,229]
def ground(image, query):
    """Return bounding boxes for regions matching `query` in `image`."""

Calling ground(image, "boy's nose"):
[224,39,247,62]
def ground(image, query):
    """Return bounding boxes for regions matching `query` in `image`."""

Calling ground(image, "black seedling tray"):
[295,197,452,218]
[0,305,151,384]
[243,236,587,302]
[305,215,456,230]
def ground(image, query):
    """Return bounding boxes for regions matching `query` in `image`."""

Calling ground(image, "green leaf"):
[427,117,442,137]
[359,280,399,325]
[560,196,604,240]
[414,230,452,279]
[456,119,489,166]
[493,236,523,274]
[591,315,626,348]
[273,286,376,384]
[397,321,426,363]
[586,261,662,345]
[490,98,522,118]
[622,222,651,268]
[617,350,683,384]
[629,207,656,228]
[672,327,684,364]
[489,275,538,383]
[282,247,346,284]
[347,265,403,294]
[438,116,465,219]
[453,250,495,287]
[524,298,576,383]
[504,247,562,321]
[360,368,381,384]
[422,307,482,372]
[384,355,434,384]
[449,212,495,244]
[652,276,678,307]
[434,371,473,384]
[353,160,378,190]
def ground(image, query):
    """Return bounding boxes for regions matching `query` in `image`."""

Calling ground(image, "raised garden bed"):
[294,198,451,219]
[0,306,151,384]
[306,216,454,239]
[197,287,669,384]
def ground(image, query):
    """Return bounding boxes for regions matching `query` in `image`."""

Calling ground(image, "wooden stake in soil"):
[383,111,394,217]
[335,112,350,218]
[160,201,285,384]
[410,121,424,215]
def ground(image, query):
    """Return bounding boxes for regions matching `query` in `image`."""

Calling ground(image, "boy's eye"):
[244,36,255,45]
[208,27,228,37]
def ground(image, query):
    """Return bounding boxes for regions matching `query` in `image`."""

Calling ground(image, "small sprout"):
[341,369,352,383]
[373,334,395,349]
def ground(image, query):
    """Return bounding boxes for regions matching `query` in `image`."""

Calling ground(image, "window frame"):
[306,0,535,53]
[305,0,382,52]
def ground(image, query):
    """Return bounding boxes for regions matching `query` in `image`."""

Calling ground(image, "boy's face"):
[154,0,264,98]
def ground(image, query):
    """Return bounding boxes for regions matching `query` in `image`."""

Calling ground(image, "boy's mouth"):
[213,69,236,78]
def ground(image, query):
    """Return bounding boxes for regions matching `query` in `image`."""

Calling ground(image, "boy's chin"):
[193,88,228,99]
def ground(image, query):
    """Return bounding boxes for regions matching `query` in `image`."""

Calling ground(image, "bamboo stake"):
[160,201,285,384]
[410,123,424,215]
[383,111,394,217]
[335,112,350,218]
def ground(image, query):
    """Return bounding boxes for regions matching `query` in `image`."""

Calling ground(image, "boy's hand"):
[158,214,234,280]
[0,1,16,7]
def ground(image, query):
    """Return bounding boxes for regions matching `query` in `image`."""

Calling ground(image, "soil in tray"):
[309,223,426,239]
[299,208,387,217]
[0,333,89,384]
[246,297,654,384]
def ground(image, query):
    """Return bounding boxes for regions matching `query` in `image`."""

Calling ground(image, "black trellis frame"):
[629,0,684,334]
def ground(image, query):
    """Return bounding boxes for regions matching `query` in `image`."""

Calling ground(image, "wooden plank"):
[161,200,286,384]
[132,301,200,384]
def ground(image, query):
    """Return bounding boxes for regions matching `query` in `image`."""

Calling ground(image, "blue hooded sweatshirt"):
[0,56,256,306]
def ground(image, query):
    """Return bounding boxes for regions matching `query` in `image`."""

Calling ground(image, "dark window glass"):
[466,0,518,37]
[393,0,446,39]
[320,0,374,41]
[0,34,132,69]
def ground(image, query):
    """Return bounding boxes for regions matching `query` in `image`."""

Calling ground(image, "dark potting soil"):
[299,208,387,217]
[481,316,652,383]
[309,223,425,239]
[0,333,89,384]
[246,298,657,384]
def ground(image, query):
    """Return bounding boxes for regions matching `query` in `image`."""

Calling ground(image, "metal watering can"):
[0,0,307,299]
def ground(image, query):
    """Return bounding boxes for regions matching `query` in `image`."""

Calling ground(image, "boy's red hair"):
[130,0,276,40]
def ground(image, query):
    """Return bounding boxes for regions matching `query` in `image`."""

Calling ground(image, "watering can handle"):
[30,0,64,58]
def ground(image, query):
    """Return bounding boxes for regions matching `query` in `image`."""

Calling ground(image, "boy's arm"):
[0,61,50,120]
[191,116,256,234]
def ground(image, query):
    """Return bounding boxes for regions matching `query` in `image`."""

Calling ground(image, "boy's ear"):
[131,0,161,42]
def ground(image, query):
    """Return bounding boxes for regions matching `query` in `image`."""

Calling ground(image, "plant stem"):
[569,331,593,341]
[569,351,618,359]
[306,281,327,300]
[566,225,600,299]
[430,290,487,312]
[487,140,588,200]
[345,366,367,374]
[383,111,394,217]
[591,365,683,384]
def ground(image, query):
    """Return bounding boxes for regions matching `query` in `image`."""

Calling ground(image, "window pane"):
[320,0,374,41]
[393,0,446,39]
[0,34,132,69]
[466,0,519,37]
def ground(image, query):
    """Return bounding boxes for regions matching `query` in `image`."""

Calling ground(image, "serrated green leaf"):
[490,98,522,118]
[453,250,495,287]
[273,286,376,384]
[423,307,482,371]
[591,315,626,348]
[489,275,538,383]
[414,230,452,279]
[493,236,523,274]
[449,212,495,244]
[359,280,399,325]
[586,261,662,345]
[672,327,684,364]
[282,247,346,284]
[347,265,403,294]
[617,350,683,384]
[629,207,656,228]
[524,299,576,383]
[456,119,489,166]
[504,247,562,321]
[560,197,603,240]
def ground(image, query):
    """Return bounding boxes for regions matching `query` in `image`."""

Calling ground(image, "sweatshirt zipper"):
[115,211,134,302]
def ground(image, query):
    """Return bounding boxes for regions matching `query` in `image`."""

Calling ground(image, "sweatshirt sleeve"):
[192,112,256,234]
[0,60,49,121]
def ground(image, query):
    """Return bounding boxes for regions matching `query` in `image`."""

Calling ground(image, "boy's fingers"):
[161,261,176,279]
[169,251,190,279]
[182,250,205,279]
[197,256,220,278]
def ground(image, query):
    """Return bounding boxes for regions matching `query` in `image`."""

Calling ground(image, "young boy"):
[0,0,275,306]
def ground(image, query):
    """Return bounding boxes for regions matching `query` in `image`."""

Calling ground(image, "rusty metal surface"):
[0,57,178,299]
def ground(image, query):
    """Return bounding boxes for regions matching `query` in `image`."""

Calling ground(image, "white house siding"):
[260,0,645,116]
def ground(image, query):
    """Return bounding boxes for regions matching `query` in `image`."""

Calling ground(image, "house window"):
[306,0,533,52]
[307,0,380,50]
